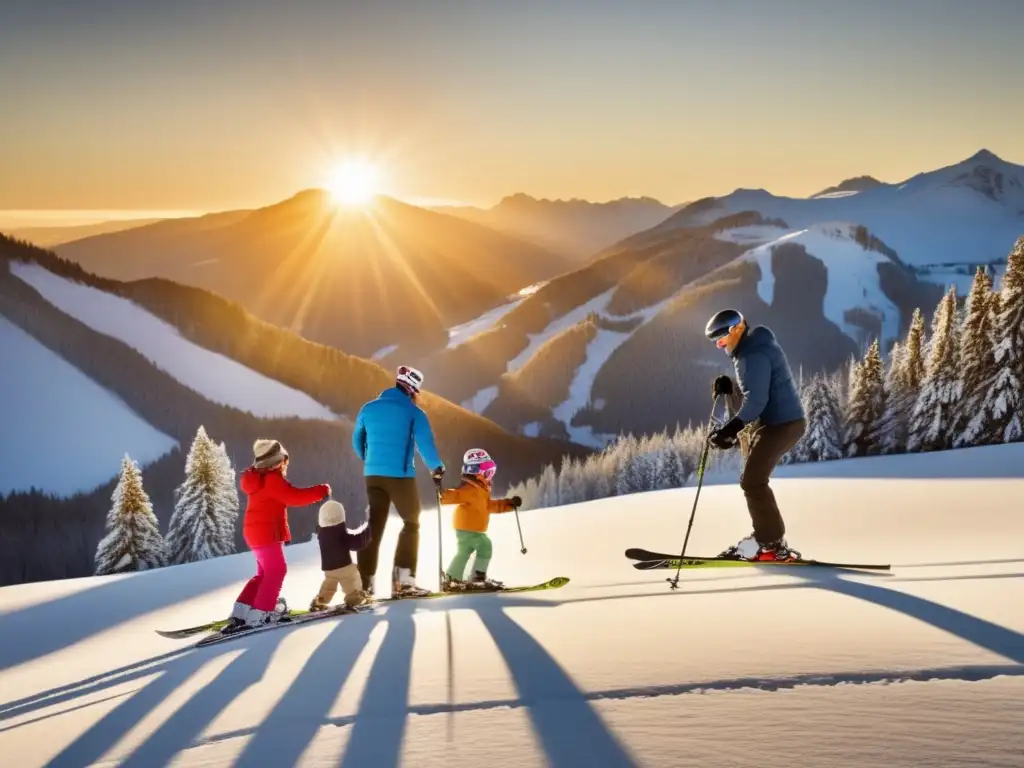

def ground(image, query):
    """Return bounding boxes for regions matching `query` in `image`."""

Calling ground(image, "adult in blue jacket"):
[704,309,806,562]
[352,365,445,598]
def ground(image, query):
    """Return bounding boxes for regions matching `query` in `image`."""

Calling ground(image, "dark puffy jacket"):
[316,519,373,571]
[730,325,805,426]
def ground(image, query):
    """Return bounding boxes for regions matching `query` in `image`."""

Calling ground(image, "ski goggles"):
[463,459,497,481]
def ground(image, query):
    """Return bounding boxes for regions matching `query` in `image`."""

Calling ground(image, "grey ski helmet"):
[705,309,744,341]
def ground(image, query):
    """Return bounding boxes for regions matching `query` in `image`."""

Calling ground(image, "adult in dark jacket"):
[352,365,445,598]
[704,309,806,561]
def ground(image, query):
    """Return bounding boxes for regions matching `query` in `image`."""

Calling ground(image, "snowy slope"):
[0,317,177,497]
[667,150,1024,272]
[10,262,339,422]
[3,446,1021,767]
[730,222,903,346]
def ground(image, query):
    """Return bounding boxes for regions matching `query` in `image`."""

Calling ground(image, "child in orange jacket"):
[440,449,521,590]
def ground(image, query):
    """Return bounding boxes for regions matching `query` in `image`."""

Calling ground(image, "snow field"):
[1,446,1023,766]
[10,261,340,422]
[0,316,177,496]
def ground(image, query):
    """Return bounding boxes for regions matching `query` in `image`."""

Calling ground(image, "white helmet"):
[396,365,424,394]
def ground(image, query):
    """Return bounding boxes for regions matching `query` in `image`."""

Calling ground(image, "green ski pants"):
[446,530,493,580]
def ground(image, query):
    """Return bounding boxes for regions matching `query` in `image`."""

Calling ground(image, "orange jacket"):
[440,476,516,533]
[239,466,328,547]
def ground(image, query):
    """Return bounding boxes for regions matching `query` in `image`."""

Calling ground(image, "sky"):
[1,0,1023,216]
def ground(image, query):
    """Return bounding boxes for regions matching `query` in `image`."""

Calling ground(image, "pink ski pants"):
[235,543,288,611]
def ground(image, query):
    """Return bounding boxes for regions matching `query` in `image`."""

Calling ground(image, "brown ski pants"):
[726,391,806,544]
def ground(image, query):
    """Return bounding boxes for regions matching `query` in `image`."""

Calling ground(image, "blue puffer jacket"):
[352,387,444,478]
[730,325,805,426]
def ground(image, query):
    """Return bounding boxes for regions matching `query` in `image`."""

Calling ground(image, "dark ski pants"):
[356,475,423,589]
[739,419,806,544]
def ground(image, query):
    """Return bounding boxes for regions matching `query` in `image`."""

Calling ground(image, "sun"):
[325,159,382,207]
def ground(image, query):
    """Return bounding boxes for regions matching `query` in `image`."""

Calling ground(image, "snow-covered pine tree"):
[876,340,906,454]
[843,339,887,457]
[537,463,559,508]
[94,455,168,575]
[793,373,844,462]
[656,430,689,488]
[165,426,239,564]
[953,267,1000,448]
[907,286,963,453]
[986,236,1024,443]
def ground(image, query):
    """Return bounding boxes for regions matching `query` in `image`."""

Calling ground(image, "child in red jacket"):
[225,439,330,632]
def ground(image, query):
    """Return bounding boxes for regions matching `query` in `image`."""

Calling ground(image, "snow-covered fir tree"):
[986,236,1024,443]
[792,373,844,462]
[953,267,1000,448]
[880,309,927,454]
[165,426,239,565]
[843,339,887,457]
[907,286,963,453]
[94,455,168,575]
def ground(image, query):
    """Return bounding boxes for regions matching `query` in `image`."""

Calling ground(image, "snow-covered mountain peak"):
[898,148,1024,207]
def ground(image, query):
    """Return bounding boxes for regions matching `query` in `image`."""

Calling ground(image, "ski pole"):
[435,478,445,590]
[513,505,527,554]
[667,394,722,590]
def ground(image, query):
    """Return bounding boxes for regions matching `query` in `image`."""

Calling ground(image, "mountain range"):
[399,149,1023,444]
[51,191,573,358]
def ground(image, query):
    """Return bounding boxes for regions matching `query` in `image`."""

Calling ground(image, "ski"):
[159,577,570,641]
[625,548,889,571]
[369,576,570,602]
[194,604,376,648]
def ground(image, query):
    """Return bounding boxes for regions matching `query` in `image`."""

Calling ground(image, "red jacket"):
[239,466,328,548]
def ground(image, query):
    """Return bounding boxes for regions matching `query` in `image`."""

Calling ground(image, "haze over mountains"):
[435,194,684,260]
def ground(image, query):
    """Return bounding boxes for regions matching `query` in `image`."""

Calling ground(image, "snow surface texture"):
[0,316,177,497]
[683,150,1024,270]
[3,445,1023,767]
[10,261,339,422]
[738,223,902,347]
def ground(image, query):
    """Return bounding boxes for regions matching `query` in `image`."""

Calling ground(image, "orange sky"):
[1,1,1022,218]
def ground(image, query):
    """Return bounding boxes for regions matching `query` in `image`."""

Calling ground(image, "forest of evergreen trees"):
[506,236,1024,509]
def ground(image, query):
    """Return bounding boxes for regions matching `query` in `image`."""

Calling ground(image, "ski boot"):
[391,567,432,599]
[309,597,330,613]
[719,534,801,562]
[223,601,250,632]
[470,571,505,591]
[442,574,471,593]
[753,538,801,562]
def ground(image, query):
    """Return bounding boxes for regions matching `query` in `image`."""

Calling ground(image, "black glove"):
[712,375,734,397]
[431,466,445,484]
[510,496,522,508]
[709,416,744,450]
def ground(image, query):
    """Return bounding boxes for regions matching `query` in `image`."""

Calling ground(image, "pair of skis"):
[157,576,571,648]
[625,548,890,572]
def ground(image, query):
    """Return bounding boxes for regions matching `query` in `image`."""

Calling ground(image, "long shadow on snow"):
[0,557,266,673]
[232,613,384,768]
[338,602,417,768]
[193,593,640,768]
[575,571,1024,665]
[114,636,280,768]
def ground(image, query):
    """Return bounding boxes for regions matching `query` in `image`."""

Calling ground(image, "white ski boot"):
[391,567,432,598]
